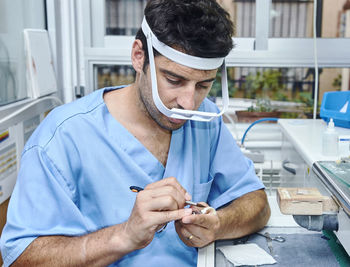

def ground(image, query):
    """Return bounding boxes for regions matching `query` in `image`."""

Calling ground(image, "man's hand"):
[122,177,192,251]
[175,190,271,248]
[175,202,220,248]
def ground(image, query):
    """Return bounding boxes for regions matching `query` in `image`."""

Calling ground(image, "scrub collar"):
[141,17,229,122]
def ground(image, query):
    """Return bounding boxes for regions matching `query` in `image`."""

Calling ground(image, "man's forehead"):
[156,55,218,76]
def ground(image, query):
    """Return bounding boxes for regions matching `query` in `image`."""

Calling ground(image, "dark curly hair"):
[135,0,234,69]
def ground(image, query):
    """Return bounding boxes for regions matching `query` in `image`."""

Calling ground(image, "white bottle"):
[322,118,339,157]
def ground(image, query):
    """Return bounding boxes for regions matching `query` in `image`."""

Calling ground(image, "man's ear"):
[131,40,145,73]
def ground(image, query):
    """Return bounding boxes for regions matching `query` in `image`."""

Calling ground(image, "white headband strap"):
[141,17,224,70]
[141,16,229,121]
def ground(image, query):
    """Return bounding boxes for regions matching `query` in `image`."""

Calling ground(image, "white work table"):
[197,195,342,267]
[278,119,350,166]
[279,118,350,257]
[197,119,350,266]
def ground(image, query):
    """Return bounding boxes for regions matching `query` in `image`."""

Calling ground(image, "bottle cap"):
[328,118,335,130]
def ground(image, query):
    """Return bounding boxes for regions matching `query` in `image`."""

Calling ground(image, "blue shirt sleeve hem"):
[3,237,37,267]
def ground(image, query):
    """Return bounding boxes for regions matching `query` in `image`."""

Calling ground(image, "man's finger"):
[154,208,193,225]
[145,177,191,200]
[182,213,217,229]
[142,194,182,211]
[148,185,188,208]
[135,187,185,211]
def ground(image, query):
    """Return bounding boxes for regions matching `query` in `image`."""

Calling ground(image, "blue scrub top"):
[0,86,264,267]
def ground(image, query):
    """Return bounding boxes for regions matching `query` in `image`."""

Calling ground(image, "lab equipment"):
[277,187,338,216]
[130,186,206,207]
[184,200,207,208]
[319,161,350,188]
[240,117,279,146]
[320,91,350,128]
[264,232,274,256]
[293,214,339,232]
[129,185,144,192]
[240,117,278,164]
[322,118,339,157]
[313,161,350,254]
[141,17,229,122]
[186,201,216,215]
[129,186,216,214]
[277,119,350,256]
[256,232,286,243]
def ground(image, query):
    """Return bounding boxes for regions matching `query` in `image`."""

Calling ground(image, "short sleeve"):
[0,146,87,267]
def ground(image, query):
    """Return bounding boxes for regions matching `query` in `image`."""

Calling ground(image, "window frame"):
[83,0,350,100]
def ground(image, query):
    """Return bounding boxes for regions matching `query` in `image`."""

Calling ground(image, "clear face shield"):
[141,17,229,122]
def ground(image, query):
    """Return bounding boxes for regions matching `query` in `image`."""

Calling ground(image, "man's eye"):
[197,84,210,90]
[167,78,181,85]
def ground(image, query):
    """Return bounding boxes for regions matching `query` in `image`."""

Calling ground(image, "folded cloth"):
[218,243,277,266]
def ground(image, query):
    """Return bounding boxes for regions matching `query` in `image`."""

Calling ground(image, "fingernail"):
[185,192,191,201]
[182,216,191,224]
[184,208,192,215]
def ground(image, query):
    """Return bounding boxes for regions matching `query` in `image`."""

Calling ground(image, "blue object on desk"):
[320,91,350,128]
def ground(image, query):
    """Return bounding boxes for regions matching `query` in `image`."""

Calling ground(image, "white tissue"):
[218,243,277,266]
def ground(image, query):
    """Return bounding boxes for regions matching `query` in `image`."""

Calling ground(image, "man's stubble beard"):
[137,82,185,132]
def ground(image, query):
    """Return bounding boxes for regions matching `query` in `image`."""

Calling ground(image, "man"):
[0,0,270,266]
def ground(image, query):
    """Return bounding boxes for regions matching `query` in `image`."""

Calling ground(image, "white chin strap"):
[141,17,229,122]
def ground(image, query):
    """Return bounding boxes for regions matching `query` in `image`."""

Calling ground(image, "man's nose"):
[177,85,196,110]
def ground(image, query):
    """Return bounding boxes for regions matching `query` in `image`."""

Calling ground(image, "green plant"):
[332,74,342,91]
[209,70,237,98]
[247,98,274,112]
[244,69,286,100]
[243,69,286,113]
[297,91,320,116]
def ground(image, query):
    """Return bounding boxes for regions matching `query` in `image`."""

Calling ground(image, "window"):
[0,0,46,106]
[105,0,146,36]
[211,66,348,118]
[269,0,313,38]
[233,0,256,37]
[94,64,135,90]
[85,0,350,117]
